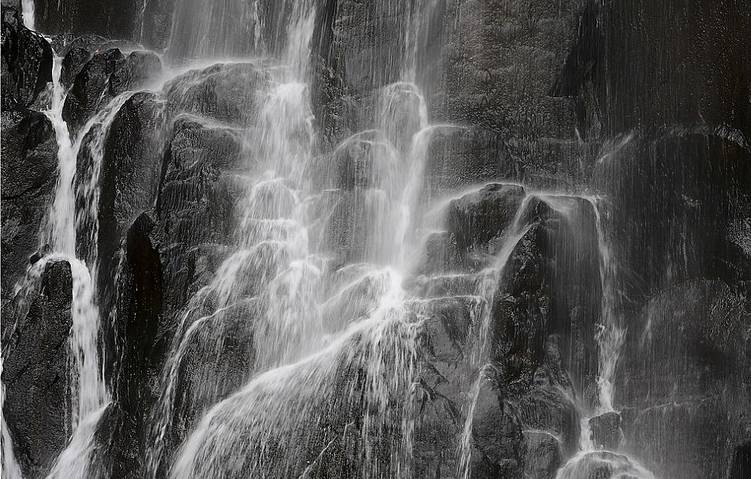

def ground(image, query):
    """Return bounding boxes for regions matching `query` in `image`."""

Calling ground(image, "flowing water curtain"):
[40,51,117,431]
[159,0,448,476]
[148,0,324,474]
[166,0,264,60]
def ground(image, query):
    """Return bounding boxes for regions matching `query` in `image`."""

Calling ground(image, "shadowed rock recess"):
[1,1,750,478]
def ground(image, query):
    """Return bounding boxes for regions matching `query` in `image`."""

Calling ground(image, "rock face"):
[62,48,124,131]
[0,110,57,302]
[2,1,750,479]
[2,260,73,479]
[1,6,53,111]
[589,412,621,451]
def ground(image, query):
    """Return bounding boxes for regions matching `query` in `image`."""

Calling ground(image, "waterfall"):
[165,0,263,60]
[20,0,34,31]
[45,405,109,479]
[590,199,626,414]
[554,197,652,479]
[154,0,457,476]
[31,43,138,477]
[41,53,114,431]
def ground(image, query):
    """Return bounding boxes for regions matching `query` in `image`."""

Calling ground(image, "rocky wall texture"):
[1,1,750,479]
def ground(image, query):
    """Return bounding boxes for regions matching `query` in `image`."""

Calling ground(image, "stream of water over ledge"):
[2,1,750,479]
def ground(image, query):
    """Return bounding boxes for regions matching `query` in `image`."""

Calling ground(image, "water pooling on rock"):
[2,1,750,479]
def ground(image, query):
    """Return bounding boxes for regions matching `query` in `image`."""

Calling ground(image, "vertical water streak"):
[20,0,34,31]
[457,194,534,479]
[589,198,626,414]
[1,376,24,479]
[166,0,262,60]
[45,404,110,479]
[43,55,77,255]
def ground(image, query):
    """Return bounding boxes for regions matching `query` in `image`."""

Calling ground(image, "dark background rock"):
[1,110,58,302]
[589,411,621,451]
[62,47,124,131]
[109,51,162,96]
[1,5,52,111]
[1,1,749,478]
[60,45,91,90]
[2,260,72,479]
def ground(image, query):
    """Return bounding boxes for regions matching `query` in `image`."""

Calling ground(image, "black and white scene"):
[1,0,750,478]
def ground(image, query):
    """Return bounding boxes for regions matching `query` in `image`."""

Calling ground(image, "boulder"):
[446,183,526,252]
[468,377,524,479]
[589,411,621,451]
[60,46,92,90]
[108,212,164,446]
[0,110,58,302]
[164,63,268,125]
[109,50,162,96]
[2,260,72,478]
[95,91,164,286]
[1,6,53,111]
[62,48,124,131]
[556,451,653,479]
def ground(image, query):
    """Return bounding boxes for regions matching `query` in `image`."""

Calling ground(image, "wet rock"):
[413,295,481,477]
[157,300,257,476]
[156,117,244,249]
[513,385,580,457]
[89,402,141,479]
[163,116,246,173]
[1,6,53,111]
[140,0,177,50]
[1,110,58,302]
[331,137,396,191]
[599,133,751,299]
[327,0,412,94]
[617,279,749,478]
[523,431,562,479]
[154,116,248,346]
[469,377,524,479]
[164,63,268,125]
[446,183,526,252]
[95,91,164,286]
[109,50,162,96]
[415,231,469,276]
[492,220,551,377]
[33,0,142,40]
[62,48,124,131]
[435,0,580,180]
[556,451,652,479]
[60,46,92,90]
[106,212,164,466]
[554,1,751,138]
[730,442,751,479]
[589,412,622,451]
[1,260,72,478]
[425,127,512,194]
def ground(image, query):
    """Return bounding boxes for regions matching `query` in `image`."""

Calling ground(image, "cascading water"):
[6,1,741,478]
[150,1,459,477]
[555,197,652,479]
[40,53,115,431]
[589,198,627,415]
[20,0,34,30]
[1,373,23,479]
[456,192,534,479]
[28,43,143,478]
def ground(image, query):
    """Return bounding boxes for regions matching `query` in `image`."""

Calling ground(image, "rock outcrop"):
[2,260,73,478]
